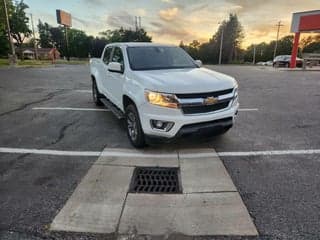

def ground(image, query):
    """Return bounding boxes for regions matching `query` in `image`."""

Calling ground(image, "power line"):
[273,21,284,60]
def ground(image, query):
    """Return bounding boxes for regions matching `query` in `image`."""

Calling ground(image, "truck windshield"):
[127,46,197,71]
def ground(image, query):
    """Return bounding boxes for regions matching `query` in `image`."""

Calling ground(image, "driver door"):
[107,47,125,108]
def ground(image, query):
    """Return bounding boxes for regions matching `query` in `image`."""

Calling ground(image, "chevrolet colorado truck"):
[90,42,239,148]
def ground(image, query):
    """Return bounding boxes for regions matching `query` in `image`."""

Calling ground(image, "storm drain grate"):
[129,167,182,194]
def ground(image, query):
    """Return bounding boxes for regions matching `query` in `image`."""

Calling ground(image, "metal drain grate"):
[129,167,182,194]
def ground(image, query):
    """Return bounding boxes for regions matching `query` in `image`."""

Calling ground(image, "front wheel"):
[125,104,146,148]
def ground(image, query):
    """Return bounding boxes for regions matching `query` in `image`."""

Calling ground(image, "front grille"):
[177,88,234,114]
[176,88,233,99]
[181,101,230,114]
[129,167,182,194]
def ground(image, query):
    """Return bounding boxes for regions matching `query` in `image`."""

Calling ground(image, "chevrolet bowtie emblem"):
[203,96,218,105]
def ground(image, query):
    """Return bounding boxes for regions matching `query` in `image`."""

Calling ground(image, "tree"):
[0,0,14,57]
[99,27,152,43]
[38,20,53,48]
[183,13,244,64]
[215,14,244,63]
[9,0,31,58]
[180,40,201,59]
[67,28,91,58]
[88,36,107,57]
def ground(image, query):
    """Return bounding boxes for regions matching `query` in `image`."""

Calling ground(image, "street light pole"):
[219,27,224,65]
[29,13,38,60]
[3,0,16,64]
[253,44,256,64]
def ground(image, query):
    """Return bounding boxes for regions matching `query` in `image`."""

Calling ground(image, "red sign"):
[299,14,320,31]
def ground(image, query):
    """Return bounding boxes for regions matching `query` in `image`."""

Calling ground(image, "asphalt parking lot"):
[0,64,319,240]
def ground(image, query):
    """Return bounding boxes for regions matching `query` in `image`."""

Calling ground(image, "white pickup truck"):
[90,42,239,148]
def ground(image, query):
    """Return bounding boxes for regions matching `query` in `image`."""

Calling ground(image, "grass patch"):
[0,59,9,66]
[0,58,88,67]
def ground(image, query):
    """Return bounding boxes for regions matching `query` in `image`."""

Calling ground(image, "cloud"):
[159,7,179,21]
[73,16,88,26]
[82,0,104,5]
[189,3,209,12]
[107,11,135,29]
[134,8,147,16]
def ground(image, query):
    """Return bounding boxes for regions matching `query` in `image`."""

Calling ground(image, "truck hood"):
[132,67,237,93]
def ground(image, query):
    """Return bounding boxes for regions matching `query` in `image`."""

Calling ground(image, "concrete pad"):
[119,192,258,236]
[179,149,237,193]
[101,148,178,158]
[96,148,179,167]
[178,148,219,158]
[50,165,133,233]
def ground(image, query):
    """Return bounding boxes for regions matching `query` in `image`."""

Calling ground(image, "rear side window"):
[103,47,112,64]
[111,47,124,65]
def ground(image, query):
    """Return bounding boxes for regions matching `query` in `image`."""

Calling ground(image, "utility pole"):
[252,44,256,64]
[29,13,38,60]
[273,21,284,60]
[65,26,70,61]
[3,0,16,64]
[135,16,138,31]
[138,16,141,29]
[218,26,224,65]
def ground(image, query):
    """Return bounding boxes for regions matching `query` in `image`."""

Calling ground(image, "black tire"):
[92,80,103,106]
[285,62,290,68]
[125,104,146,148]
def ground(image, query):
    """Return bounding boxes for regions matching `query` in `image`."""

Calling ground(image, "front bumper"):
[139,100,239,140]
[145,117,234,143]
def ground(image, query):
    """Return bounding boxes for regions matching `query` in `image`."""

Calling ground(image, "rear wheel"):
[125,104,146,148]
[92,80,103,106]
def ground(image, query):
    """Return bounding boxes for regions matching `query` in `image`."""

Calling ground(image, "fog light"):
[150,120,174,131]
[155,120,164,128]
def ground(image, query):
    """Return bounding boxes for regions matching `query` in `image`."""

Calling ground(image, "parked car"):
[265,61,273,66]
[90,43,239,148]
[273,55,303,68]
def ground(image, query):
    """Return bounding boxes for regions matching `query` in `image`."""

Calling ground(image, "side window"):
[111,47,124,65]
[103,47,112,64]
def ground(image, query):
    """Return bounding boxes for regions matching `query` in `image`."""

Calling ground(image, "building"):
[18,47,60,60]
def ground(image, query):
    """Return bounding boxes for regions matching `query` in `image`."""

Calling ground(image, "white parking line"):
[0,147,101,156]
[32,107,110,112]
[0,147,319,157]
[218,149,320,157]
[74,90,91,93]
[238,108,259,111]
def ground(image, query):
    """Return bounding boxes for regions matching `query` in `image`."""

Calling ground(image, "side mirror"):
[195,60,202,67]
[108,62,123,73]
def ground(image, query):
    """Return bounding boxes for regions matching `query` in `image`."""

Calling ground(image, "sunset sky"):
[24,0,320,47]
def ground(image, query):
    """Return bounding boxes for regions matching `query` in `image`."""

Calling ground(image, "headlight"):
[145,90,179,109]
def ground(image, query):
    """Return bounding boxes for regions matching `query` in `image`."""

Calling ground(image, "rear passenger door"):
[107,46,125,108]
